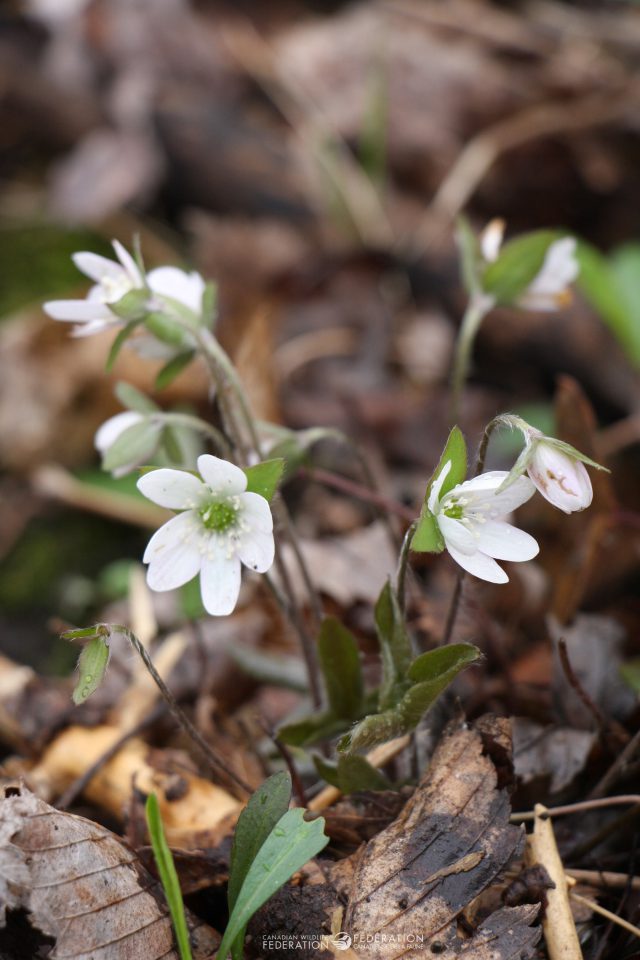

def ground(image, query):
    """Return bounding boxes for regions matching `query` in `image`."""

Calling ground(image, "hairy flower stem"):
[396,521,418,617]
[116,625,251,797]
[450,297,491,424]
[179,321,324,703]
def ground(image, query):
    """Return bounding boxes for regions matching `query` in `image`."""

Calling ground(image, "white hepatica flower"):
[44,241,206,338]
[44,240,144,336]
[525,436,593,513]
[480,220,579,311]
[429,461,539,584]
[137,455,275,616]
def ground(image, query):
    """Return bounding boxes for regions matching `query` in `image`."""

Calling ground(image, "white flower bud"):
[526,440,593,513]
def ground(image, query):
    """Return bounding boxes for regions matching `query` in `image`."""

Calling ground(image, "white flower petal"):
[527,444,593,513]
[95,411,143,453]
[145,512,203,591]
[112,239,144,286]
[446,543,509,584]
[437,514,477,555]
[239,491,274,533]
[138,468,205,509]
[72,252,125,284]
[148,266,205,314]
[480,219,505,262]
[200,550,242,616]
[427,459,452,513]
[71,319,119,337]
[197,455,247,495]
[474,521,539,562]
[519,237,578,310]
[457,472,536,516]
[236,528,275,573]
[43,299,113,321]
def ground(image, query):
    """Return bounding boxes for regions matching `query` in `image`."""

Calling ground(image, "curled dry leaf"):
[341,720,540,959]
[0,787,218,960]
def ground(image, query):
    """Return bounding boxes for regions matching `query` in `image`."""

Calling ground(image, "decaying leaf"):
[513,718,596,794]
[341,720,540,959]
[0,787,218,960]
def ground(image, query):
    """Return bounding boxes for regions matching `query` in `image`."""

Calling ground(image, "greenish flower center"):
[199,498,239,532]
[443,500,464,520]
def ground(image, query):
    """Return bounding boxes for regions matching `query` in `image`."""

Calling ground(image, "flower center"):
[199,498,239,533]
[443,499,464,520]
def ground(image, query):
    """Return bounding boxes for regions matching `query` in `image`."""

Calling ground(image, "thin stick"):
[566,869,640,892]
[512,795,640,823]
[589,728,640,799]
[117,625,251,797]
[570,890,640,939]
[440,569,465,646]
[300,466,416,523]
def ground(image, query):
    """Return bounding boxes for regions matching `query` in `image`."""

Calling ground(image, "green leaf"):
[340,643,481,753]
[217,808,328,960]
[482,230,562,305]
[314,754,390,793]
[318,617,364,720]
[114,381,158,414]
[411,426,467,554]
[107,288,149,321]
[243,459,285,502]
[375,580,413,711]
[155,351,196,391]
[101,419,163,474]
[228,772,292,914]
[72,635,111,705]
[456,215,481,297]
[105,319,144,372]
[577,241,640,367]
[145,794,192,960]
[278,712,353,749]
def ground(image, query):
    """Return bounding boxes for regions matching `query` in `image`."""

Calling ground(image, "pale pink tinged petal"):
[427,459,452,514]
[437,514,477,555]
[200,551,242,616]
[43,299,113,321]
[144,513,203,591]
[138,468,205,509]
[474,521,539,562]
[528,455,592,513]
[112,239,144,286]
[197,455,247,495]
[95,411,143,452]
[239,491,274,533]
[480,219,505,262]
[72,252,124,284]
[148,267,205,314]
[446,543,509,584]
[236,529,275,573]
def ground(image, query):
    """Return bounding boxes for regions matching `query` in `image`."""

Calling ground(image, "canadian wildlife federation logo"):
[329,932,353,951]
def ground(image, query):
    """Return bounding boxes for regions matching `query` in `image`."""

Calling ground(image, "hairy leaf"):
[375,579,413,710]
[412,427,466,553]
[243,459,285,501]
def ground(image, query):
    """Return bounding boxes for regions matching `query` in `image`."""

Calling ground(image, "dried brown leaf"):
[341,721,540,959]
[0,787,217,960]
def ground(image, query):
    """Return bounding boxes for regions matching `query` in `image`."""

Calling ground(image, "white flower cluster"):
[43,240,206,338]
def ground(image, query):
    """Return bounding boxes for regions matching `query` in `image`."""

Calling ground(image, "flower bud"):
[526,439,593,513]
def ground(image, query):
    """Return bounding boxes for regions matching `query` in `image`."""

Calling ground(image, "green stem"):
[158,412,232,457]
[395,521,418,617]
[450,297,491,424]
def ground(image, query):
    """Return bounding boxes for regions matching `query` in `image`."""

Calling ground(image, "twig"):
[525,804,583,960]
[589,728,640,799]
[566,869,640,892]
[56,708,163,810]
[300,466,416,523]
[556,638,627,744]
[512,795,640,823]
[570,890,640,940]
[115,625,251,797]
[440,569,465,646]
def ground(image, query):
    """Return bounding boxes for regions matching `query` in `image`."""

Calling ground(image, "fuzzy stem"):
[396,521,418,617]
[116,625,251,796]
[450,296,491,424]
